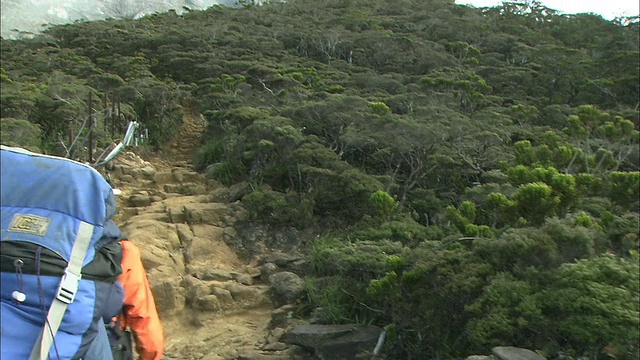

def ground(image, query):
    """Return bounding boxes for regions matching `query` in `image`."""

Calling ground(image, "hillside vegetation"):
[1,0,638,359]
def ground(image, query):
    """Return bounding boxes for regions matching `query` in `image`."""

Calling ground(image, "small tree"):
[513,182,560,225]
[370,190,398,221]
[369,101,391,115]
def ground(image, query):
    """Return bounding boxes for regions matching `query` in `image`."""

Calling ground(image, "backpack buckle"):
[56,270,81,304]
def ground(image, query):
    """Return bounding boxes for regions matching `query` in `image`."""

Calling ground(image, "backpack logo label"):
[9,214,51,236]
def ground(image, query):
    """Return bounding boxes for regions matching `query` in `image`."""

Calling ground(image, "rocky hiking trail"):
[107,111,310,360]
[104,112,541,360]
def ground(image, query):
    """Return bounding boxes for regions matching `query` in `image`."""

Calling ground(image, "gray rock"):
[196,269,233,282]
[262,342,288,351]
[282,324,382,360]
[260,262,279,282]
[226,282,261,302]
[492,347,546,360]
[268,272,305,307]
[140,166,157,178]
[119,174,135,183]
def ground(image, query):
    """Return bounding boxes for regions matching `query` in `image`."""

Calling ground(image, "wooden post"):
[103,93,108,132]
[118,99,124,133]
[112,96,117,135]
[111,95,116,138]
[88,91,93,163]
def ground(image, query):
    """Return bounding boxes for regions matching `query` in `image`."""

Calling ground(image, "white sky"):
[455,0,640,20]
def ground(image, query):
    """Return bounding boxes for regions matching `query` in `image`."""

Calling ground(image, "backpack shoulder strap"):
[29,221,95,360]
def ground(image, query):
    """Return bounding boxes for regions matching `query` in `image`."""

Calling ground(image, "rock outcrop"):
[492,347,547,360]
[465,347,548,360]
[282,324,383,360]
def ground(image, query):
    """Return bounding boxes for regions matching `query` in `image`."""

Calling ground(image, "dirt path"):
[108,111,307,360]
[150,107,207,165]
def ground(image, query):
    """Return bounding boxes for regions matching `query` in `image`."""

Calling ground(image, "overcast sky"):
[455,0,640,20]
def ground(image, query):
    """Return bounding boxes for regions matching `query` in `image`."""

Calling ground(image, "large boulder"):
[492,347,547,360]
[268,272,304,307]
[282,324,382,360]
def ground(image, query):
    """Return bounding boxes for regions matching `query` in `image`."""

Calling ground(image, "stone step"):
[116,177,156,188]
[125,212,171,223]
[164,204,227,224]
[112,164,157,181]
[153,168,207,186]
[171,168,206,184]
[163,182,207,196]
[126,192,164,207]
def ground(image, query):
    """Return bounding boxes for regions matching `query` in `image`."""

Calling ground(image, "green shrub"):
[466,272,543,348]
[542,255,640,356]
[603,212,640,255]
[513,182,560,225]
[370,190,398,220]
[325,85,345,94]
[194,140,225,171]
[351,215,436,246]
[303,276,379,325]
[368,101,391,115]
[241,188,314,229]
[206,160,246,185]
[0,118,42,152]
[310,237,406,278]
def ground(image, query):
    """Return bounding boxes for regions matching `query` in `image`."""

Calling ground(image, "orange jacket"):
[118,239,164,360]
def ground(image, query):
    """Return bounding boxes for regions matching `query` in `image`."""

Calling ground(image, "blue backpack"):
[1,145,124,360]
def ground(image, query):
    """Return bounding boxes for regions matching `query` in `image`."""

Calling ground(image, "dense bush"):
[0,117,42,151]
[242,188,314,229]
[308,219,639,358]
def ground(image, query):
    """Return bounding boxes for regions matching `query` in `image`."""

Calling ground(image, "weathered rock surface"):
[268,271,305,307]
[109,148,311,359]
[282,324,382,360]
[492,347,547,360]
[466,356,495,360]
